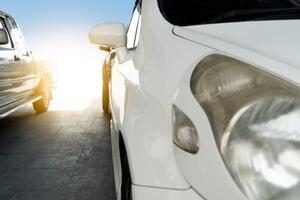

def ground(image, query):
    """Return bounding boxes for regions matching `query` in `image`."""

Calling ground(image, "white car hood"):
[173,20,300,74]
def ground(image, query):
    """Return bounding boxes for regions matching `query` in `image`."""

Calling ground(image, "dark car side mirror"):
[0,29,9,45]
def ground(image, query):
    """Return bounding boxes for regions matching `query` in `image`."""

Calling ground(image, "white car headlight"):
[190,54,300,200]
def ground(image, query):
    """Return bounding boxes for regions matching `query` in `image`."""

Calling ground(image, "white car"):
[89,0,300,200]
[0,11,53,117]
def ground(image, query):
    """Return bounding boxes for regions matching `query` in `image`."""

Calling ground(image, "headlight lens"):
[191,54,300,200]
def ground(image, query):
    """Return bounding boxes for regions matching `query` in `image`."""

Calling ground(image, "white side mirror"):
[89,23,126,48]
[0,29,9,45]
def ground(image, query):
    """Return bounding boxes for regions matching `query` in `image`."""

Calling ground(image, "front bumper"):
[132,185,205,200]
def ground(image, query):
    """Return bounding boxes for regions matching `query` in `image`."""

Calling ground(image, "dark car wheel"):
[121,154,132,200]
[33,79,51,113]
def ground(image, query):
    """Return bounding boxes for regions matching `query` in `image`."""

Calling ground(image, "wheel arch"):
[119,131,130,171]
[117,84,190,189]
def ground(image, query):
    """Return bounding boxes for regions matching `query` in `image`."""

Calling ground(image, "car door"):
[110,1,142,126]
[109,1,142,195]
[0,16,35,108]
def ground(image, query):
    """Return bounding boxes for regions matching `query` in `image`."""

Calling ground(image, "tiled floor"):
[0,100,115,200]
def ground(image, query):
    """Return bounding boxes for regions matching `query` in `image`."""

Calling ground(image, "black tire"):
[121,154,132,200]
[33,79,51,113]
[102,61,110,115]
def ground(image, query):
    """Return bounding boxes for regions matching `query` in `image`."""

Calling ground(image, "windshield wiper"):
[207,8,300,23]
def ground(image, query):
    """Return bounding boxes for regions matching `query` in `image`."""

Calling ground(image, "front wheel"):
[121,154,132,200]
[33,80,51,113]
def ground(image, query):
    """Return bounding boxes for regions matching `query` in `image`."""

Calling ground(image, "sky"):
[1,0,135,111]
[1,0,134,58]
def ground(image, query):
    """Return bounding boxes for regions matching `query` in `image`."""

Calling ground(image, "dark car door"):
[0,16,35,109]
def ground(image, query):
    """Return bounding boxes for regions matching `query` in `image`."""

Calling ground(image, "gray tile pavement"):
[0,100,115,200]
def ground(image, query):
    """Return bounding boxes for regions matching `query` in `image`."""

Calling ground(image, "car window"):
[158,0,300,26]
[0,18,13,49]
[7,17,28,55]
[127,3,142,49]
[134,13,142,48]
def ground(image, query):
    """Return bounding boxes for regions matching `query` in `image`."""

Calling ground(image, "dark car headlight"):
[190,54,300,200]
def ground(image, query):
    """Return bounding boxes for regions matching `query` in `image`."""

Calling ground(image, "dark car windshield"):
[158,0,300,26]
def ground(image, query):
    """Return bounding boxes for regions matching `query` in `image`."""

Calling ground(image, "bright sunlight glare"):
[33,30,106,111]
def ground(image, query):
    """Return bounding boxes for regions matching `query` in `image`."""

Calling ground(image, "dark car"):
[0,11,52,118]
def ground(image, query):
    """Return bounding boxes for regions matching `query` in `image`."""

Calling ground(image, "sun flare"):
[35,34,105,111]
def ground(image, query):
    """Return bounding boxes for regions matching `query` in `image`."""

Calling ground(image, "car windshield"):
[158,0,300,26]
